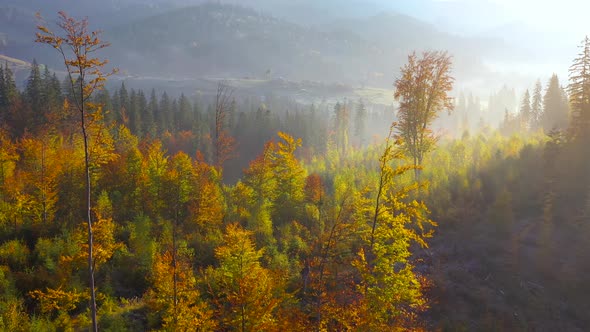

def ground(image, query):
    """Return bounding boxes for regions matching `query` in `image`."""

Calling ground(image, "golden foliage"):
[29,287,87,314]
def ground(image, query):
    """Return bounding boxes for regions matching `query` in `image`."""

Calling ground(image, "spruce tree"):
[170,98,178,134]
[531,80,543,130]
[158,92,171,133]
[111,90,120,125]
[26,59,44,128]
[457,92,468,133]
[3,64,16,102]
[542,74,569,132]
[177,93,192,131]
[0,64,5,109]
[0,64,6,123]
[146,89,158,136]
[568,36,590,139]
[119,82,129,125]
[0,65,8,123]
[519,89,532,131]
[354,98,367,146]
[62,76,74,101]
[3,64,18,130]
[333,101,350,156]
[42,66,62,120]
[134,89,147,136]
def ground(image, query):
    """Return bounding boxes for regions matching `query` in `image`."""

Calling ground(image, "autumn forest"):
[1,4,590,332]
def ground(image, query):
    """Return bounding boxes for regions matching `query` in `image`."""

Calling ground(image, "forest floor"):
[424,215,588,331]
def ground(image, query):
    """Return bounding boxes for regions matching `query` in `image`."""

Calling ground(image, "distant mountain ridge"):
[105,3,498,86]
[1,1,505,88]
[106,3,379,84]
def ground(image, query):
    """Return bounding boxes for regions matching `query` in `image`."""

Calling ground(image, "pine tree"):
[118,82,129,125]
[26,59,44,129]
[457,92,468,134]
[0,64,5,109]
[95,89,112,124]
[145,89,157,136]
[111,90,120,125]
[42,67,62,120]
[0,64,6,122]
[136,89,147,136]
[158,91,171,133]
[568,36,590,139]
[4,64,25,134]
[3,64,17,104]
[354,98,367,146]
[531,79,543,130]
[170,99,178,135]
[228,98,237,132]
[192,98,203,138]
[177,93,192,131]
[519,89,532,131]
[61,75,74,102]
[128,89,141,135]
[333,101,350,155]
[543,74,570,132]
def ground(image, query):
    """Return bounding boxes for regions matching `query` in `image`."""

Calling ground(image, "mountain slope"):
[106,3,494,86]
[2,2,501,88]
[107,3,380,84]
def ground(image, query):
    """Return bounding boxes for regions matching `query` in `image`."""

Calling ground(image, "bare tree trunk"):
[172,208,178,328]
[316,196,347,332]
[35,13,118,331]
[41,140,47,224]
[81,104,98,332]
[213,82,234,170]
[371,155,386,251]
[413,155,419,181]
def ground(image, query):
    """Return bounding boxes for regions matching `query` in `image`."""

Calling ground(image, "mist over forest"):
[0,0,589,331]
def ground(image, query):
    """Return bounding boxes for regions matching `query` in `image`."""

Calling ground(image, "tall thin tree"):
[543,74,570,132]
[531,80,543,130]
[394,51,454,179]
[568,36,590,139]
[519,89,532,131]
[213,82,236,171]
[35,12,117,331]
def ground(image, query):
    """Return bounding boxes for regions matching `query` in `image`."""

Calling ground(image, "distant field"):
[225,78,395,105]
[2,52,395,106]
[0,53,29,67]
[112,75,397,106]
[353,87,394,105]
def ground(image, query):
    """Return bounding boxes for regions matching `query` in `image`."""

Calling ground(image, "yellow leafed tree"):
[147,248,216,331]
[206,223,283,331]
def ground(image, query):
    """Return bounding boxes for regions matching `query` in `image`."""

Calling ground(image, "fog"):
[3,1,590,330]
[0,0,586,125]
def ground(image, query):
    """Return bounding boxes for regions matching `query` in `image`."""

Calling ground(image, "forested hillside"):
[1,5,590,332]
[2,2,503,87]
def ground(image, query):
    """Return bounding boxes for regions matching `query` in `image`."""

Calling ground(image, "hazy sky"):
[428,0,588,40]
[370,0,588,92]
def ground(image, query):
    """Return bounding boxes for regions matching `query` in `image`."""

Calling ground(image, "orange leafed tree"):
[35,11,117,331]
[394,51,454,179]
